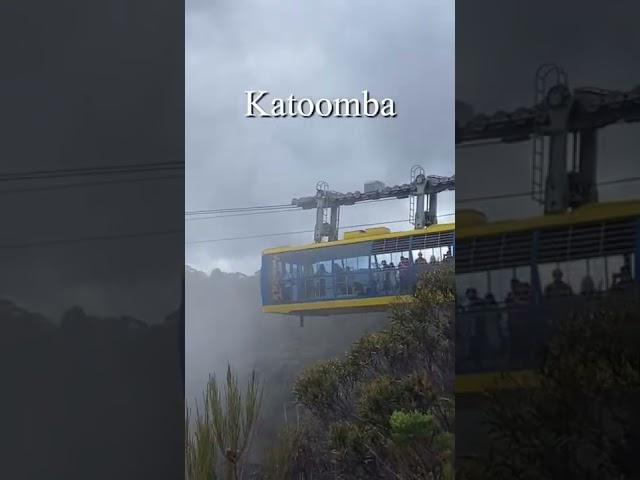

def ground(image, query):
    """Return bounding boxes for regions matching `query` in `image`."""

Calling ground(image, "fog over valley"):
[185,265,389,460]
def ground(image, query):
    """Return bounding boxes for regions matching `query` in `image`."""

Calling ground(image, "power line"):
[456,139,510,149]
[457,176,640,204]
[0,161,184,182]
[185,203,296,216]
[186,229,314,245]
[186,207,301,221]
[186,214,454,245]
[0,174,183,196]
[0,161,184,177]
[185,196,406,218]
[186,220,408,245]
[185,197,406,221]
[0,214,452,250]
[0,228,183,250]
[0,165,184,182]
[600,175,640,187]
[457,190,530,204]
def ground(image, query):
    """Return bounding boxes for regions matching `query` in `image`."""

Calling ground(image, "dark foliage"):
[263,268,455,479]
[461,291,640,480]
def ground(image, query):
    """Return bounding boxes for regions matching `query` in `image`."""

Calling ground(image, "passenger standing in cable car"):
[334,261,346,296]
[483,293,504,362]
[611,260,633,291]
[272,270,284,303]
[316,263,327,298]
[465,288,486,367]
[283,266,295,302]
[544,268,573,299]
[415,251,427,265]
[270,259,283,303]
[505,278,528,367]
[399,255,411,293]
[414,252,427,289]
[580,275,596,297]
[391,261,399,293]
[380,260,390,294]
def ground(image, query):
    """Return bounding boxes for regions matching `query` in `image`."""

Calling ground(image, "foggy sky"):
[186,0,455,275]
[456,0,640,221]
[0,2,183,323]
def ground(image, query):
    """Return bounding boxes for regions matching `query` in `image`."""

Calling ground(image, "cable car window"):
[344,257,357,271]
[356,256,369,270]
[585,257,606,293]
[263,229,456,307]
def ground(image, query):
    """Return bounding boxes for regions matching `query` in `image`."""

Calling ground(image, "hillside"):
[0,299,183,479]
[184,266,390,459]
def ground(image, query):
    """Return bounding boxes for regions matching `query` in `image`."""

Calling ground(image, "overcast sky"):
[456,0,640,222]
[186,0,454,275]
[1,2,183,323]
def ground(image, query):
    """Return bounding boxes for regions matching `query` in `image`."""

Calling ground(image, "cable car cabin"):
[455,200,640,394]
[261,224,454,316]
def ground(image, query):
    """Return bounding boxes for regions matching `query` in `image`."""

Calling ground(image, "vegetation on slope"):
[264,267,455,479]
[458,290,640,480]
[186,267,455,478]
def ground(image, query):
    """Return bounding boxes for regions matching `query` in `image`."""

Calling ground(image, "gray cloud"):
[1,1,183,323]
[456,0,640,222]
[186,0,454,274]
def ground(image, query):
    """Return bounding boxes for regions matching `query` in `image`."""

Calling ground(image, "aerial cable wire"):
[457,176,640,204]
[0,161,184,182]
[0,174,183,195]
[186,214,454,245]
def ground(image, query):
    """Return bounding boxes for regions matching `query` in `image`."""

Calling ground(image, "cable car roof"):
[262,222,455,255]
[458,199,640,239]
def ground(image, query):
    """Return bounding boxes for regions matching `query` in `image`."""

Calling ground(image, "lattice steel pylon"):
[532,63,569,204]
[409,165,425,226]
[456,64,640,214]
[294,168,455,243]
[313,181,331,242]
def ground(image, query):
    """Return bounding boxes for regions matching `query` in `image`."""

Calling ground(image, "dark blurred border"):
[456,1,640,477]
[0,2,184,478]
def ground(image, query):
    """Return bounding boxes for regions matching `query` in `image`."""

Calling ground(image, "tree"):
[185,366,263,480]
[266,267,455,479]
[185,403,217,480]
[463,291,640,480]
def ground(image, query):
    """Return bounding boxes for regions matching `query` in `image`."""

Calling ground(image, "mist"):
[185,0,455,275]
[185,266,390,460]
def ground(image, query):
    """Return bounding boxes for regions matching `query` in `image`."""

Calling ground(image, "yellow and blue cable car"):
[261,223,455,316]
[455,199,640,393]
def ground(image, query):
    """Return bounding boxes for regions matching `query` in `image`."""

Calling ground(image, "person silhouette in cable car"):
[398,255,411,293]
[544,268,573,299]
[415,251,427,265]
[611,263,633,291]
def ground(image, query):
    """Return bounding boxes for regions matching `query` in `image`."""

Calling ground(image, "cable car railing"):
[457,286,640,375]
[456,218,637,274]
